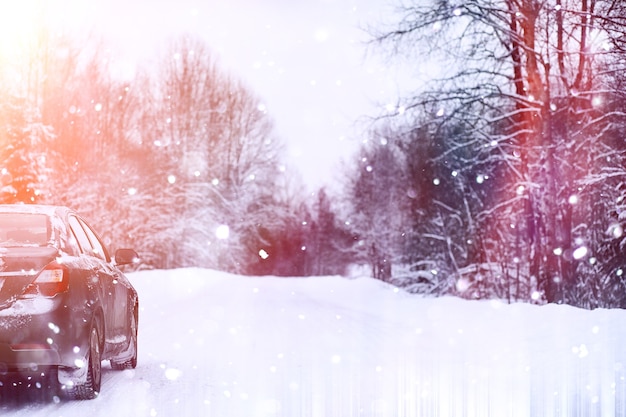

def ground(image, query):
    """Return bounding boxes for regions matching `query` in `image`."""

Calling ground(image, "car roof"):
[0,204,74,218]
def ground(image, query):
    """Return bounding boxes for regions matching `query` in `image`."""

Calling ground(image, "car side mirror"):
[114,248,139,266]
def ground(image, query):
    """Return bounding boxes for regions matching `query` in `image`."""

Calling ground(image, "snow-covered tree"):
[0,95,54,204]
[301,188,355,276]
[347,128,412,282]
[130,35,290,273]
[363,0,626,306]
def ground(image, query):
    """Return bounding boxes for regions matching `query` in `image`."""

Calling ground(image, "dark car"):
[0,204,138,400]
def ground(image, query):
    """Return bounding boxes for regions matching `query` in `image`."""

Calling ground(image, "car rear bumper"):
[0,296,87,373]
[0,343,61,373]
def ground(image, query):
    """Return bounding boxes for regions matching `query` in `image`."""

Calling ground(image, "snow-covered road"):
[1,268,626,416]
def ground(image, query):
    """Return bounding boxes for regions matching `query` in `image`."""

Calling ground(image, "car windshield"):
[0,213,50,247]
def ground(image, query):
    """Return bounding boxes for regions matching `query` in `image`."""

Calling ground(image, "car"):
[0,204,139,400]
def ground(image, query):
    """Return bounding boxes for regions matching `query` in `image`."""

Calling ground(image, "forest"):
[1,0,626,309]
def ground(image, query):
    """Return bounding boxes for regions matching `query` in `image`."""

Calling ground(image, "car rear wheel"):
[63,325,102,400]
[111,306,138,370]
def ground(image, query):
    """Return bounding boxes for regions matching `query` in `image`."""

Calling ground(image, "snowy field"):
[0,267,625,416]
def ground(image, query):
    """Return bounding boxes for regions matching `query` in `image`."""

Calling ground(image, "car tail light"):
[25,262,69,297]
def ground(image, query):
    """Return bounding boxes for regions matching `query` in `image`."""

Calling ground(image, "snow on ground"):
[1,267,626,416]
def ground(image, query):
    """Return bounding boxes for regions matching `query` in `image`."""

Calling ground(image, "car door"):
[80,218,130,338]
[68,216,125,344]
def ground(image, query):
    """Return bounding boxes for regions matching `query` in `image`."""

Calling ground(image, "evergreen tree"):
[0,95,54,204]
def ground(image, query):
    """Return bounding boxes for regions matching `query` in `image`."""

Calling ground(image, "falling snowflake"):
[573,246,588,260]
[165,368,182,381]
[215,225,230,240]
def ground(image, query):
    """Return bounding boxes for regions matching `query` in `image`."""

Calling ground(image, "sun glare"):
[0,0,44,59]
[0,0,89,61]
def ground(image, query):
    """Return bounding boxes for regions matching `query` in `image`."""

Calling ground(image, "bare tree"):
[368,0,626,304]
[134,35,288,273]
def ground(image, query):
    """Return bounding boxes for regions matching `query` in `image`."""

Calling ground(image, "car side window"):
[60,226,81,256]
[68,216,93,256]
[78,218,110,262]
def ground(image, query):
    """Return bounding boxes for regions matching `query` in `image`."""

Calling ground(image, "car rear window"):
[0,213,50,246]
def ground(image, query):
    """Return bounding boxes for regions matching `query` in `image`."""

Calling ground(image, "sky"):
[6,0,415,189]
[3,267,625,415]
